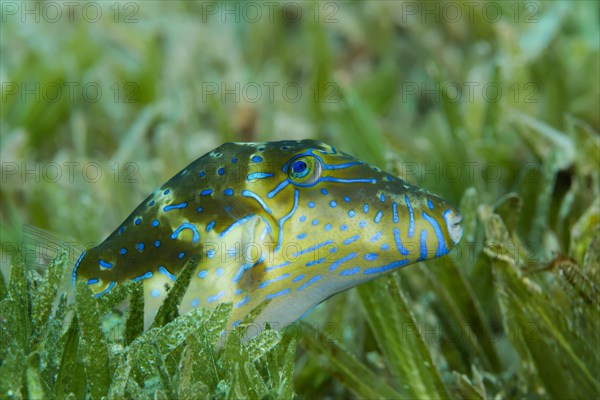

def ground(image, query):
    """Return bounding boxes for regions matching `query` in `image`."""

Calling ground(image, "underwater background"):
[1,1,598,398]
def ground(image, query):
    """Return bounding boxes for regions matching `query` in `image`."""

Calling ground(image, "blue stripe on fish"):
[265,261,291,272]
[275,188,299,251]
[422,211,448,257]
[247,172,274,180]
[306,257,326,267]
[158,265,176,281]
[293,239,334,257]
[164,202,188,211]
[267,179,290,198]
[329,252,357,271]
[405,195,415,238]
[340,266,360,276]
[344,235,360,245]
[393,228,410,256]
[298,275,321,291]
[265,288,291,300]
[419,230,428,261]
[133,271,153,282]
[259,273,291,289]
[207,291,225,303]
[93,281,116,298]
[363,259,410,275]
[171,222,200,243]
[220,214,256,238]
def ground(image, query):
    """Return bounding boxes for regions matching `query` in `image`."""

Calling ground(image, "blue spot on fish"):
[371,232,382,242]
[364,253,378,261]
[427,199,434,210]
[236,296,250,308]
[206,221,215,232]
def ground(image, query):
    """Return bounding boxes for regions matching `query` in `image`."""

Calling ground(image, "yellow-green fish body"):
[73,140,462,328]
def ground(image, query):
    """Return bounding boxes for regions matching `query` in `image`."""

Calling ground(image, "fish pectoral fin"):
[224,214,274,292]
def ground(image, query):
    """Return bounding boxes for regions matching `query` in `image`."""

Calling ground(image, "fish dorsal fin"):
[21,225,85,272]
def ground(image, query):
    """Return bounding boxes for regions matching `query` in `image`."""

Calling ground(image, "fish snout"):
[443,208,463,245]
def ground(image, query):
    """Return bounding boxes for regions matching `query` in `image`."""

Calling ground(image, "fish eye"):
[291,160,308,177]
[287,155,322,186]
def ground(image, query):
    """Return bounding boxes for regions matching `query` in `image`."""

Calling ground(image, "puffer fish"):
[73,140,462,329]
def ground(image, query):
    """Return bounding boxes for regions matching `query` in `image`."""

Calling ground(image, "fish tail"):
[22,224,85,300]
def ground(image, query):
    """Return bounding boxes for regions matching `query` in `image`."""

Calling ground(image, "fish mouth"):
[443,209,463,245]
